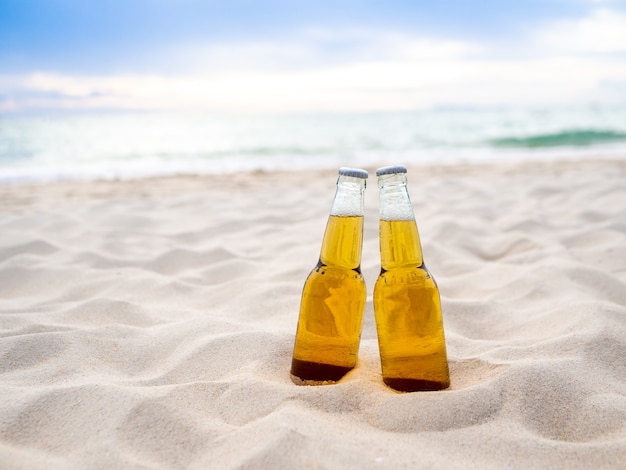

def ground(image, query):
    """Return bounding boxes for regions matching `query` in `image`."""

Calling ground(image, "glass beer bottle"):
[291,167,368,385]
[373,165,450,392]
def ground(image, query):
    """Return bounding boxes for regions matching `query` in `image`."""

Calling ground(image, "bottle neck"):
[377,173,423,270]
[319,175,366,269]
[330,175,366,217]
[378,172,414,221]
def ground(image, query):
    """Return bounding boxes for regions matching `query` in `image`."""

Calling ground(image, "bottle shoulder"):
[303,262,366,288]
[311,260,364,276]
[375,264,437,286]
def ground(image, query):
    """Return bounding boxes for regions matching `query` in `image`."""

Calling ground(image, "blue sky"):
[1,0,626,112]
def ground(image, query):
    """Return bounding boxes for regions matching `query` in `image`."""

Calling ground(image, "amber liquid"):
[291,215,366,384]
[374,219,450,392]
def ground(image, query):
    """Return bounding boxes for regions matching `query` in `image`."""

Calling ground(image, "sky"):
[1,0,626,113]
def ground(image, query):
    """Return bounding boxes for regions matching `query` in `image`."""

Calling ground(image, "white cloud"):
[164,29,481,75]
[3,53,626,113]
[534,8,626,53]
[2,20,626,113]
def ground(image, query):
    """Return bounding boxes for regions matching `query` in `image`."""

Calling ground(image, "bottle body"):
[373,166,450,392]
[291,168,368,384]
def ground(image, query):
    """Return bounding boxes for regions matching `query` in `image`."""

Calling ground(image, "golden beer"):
[291,168,368,384]
[373,166,450,392]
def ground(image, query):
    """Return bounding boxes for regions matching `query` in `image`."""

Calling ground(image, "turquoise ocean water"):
[1,106,626,183]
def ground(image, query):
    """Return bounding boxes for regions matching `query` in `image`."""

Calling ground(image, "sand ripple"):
[1,161,625,468]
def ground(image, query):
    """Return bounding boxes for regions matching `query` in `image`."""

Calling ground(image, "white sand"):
[1,159,625,469]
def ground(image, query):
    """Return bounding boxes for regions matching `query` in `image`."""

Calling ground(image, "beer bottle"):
[373,165,450,392]
[291,167,368,385]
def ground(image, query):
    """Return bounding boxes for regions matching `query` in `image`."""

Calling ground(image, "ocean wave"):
[489,130,626,148]
[3,109,626,183]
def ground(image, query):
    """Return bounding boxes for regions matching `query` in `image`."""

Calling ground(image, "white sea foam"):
[2,106,626,182]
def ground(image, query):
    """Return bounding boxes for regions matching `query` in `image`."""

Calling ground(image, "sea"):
[1,106,626,183]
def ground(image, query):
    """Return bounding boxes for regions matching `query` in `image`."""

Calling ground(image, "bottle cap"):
[338,167,369,179]
[376,165,407,177]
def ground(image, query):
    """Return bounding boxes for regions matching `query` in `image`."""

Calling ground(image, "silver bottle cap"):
[376,165,407,177]
[338,167,369,179]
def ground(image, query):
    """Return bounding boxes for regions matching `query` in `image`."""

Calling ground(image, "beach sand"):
[1,159,625,469]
